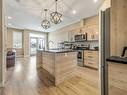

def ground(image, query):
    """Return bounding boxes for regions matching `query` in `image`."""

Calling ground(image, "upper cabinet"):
[68,28,80,42]
[68,15,99,42]
[82,15,99,41]
[82,24,99,41]
[86,25,99,40]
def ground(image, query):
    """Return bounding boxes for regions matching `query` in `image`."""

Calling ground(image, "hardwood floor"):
[0,56,99,95]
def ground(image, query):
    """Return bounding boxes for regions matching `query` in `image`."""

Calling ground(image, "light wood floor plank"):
[0,56,99,95]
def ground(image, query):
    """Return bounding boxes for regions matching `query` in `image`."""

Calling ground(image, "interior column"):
[0,0,7,87]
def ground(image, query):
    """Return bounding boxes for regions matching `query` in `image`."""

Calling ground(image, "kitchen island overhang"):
[37,50,78,86]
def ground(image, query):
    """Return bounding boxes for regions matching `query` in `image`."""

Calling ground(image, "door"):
[100,8,110,95]
[38,38,44,50]
[30,38,37,56]
[30,37,45,56]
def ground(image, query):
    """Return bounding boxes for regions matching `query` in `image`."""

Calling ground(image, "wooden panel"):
[23,31,29,57]
[85,60,98,68]
[82,15,99,41]
[55,52,77,85]
[36,51,42,68]
[108,63,127,95]
[42,52,55,76]
[111,0,127,56]
[84,50,99,55]
[41,51,77,85]
[84,50,99,69]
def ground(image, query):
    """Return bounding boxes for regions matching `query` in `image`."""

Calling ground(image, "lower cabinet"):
[36,51,42,68]
[84,50,99,69]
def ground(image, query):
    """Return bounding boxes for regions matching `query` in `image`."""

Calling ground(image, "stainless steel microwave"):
[74,33,87,42]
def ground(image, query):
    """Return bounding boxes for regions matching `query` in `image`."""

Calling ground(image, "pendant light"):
[50,0,63,24]
[41,9,50,29]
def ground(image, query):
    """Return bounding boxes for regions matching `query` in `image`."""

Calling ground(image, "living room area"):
[6,27,48,68]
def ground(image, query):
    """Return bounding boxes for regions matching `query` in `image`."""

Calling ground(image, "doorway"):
[30,37,45,56]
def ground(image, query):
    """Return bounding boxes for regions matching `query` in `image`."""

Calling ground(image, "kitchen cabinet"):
[84,50,99,69]
[36,50,42,68]
[68,28,80,42]
[82,24,99,41]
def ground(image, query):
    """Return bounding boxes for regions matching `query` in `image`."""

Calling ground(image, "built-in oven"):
[75,33,87,42]
[77,50,84,67]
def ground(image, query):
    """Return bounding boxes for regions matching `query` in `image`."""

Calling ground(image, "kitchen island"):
[36,50,77,85]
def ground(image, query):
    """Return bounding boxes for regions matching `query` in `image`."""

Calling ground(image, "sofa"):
[6,49,16,67]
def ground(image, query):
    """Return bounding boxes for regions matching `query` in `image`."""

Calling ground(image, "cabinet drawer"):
[84,55,99,61]
[84,50,98,55]
[84,60,98,68]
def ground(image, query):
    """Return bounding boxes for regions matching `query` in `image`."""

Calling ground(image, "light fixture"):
[72,10,76,14]
[94,0,98,3]
[50,0,63,24]
[41,9,50,29]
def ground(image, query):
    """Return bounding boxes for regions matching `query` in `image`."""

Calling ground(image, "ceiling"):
[6,0,103,32]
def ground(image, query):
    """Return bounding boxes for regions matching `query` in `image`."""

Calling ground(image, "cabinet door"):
[81,27,87,34]
[93,25,99,40]
[85,60,98,68]
[86,25,99,41]
[86,26,94,40]
[68,28,80,42]
[84,50,99,69]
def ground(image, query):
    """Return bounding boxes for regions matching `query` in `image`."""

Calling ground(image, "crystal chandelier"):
[41,9,50,29]
[50,0,63,24]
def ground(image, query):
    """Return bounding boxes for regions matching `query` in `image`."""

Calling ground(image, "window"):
[13,32,22,48]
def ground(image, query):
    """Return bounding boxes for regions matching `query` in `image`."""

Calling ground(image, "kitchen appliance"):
[77,49,84,67]
[74,33,87,42]
[76,47,89,67]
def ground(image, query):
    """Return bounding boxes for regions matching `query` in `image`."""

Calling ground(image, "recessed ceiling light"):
[8,16,12,20]
[72,10,76,14]
[94,0,98,3]
[8,23,12,26]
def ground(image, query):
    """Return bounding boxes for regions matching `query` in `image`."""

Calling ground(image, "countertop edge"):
[37,50,77,53]
[106,56,127,64]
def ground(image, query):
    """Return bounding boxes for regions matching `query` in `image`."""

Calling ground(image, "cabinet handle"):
[88,62,93,64]
[87,51,92,53]
[88,56,93,58]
